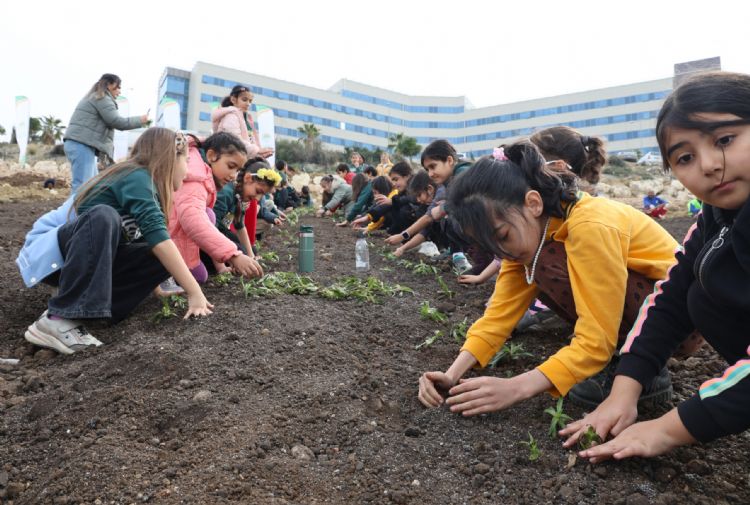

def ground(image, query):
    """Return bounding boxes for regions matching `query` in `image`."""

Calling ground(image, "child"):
[417,140,684,416]
[337,172,374,227]
[349,152,364,174]
[299,186,314,207]
[168,132,262,284]
[391,170,439,256]
[336,163,355,185]
[317,175,353,218]
[351,161,417,233]
[17,128,213,354]
[561,71,750,462]
[385,140,473,272]
[687,197,702,217]
[351,176,395,232]
[214,158,281,254]
[376,152,394,176]
[643,190,669,219]
[530,126,607,186]
[212,84,273,160]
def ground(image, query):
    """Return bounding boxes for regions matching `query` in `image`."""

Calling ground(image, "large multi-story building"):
[157,57,720,158]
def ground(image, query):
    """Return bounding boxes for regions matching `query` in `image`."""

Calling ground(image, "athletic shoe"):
[568,357,672,408]
[452,253,473,274]
[157,277,185,296]
[514,308,559,333]
[24,311,103,355]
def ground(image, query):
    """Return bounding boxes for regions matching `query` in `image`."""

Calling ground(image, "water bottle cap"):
[357,231,367,239]
[300,225,313,233]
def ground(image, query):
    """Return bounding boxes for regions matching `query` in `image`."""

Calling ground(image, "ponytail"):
[447,140,578,259]
[232,157,273,227]
[530,126,606,184]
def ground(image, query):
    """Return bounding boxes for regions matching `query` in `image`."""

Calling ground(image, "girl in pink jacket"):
[211,85,274,160]
[168,132,263,284]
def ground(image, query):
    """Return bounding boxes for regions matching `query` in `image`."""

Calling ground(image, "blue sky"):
[1,0,748,141]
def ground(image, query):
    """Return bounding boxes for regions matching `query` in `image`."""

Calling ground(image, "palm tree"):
[0,124,5,136]
[388,133,421,161]
[297,123,320,147]
[39,116,66,145]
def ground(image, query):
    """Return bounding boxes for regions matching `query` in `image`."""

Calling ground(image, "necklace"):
[524,217,551,285]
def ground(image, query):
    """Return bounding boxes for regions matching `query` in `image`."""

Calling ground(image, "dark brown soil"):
[0,201,747,505]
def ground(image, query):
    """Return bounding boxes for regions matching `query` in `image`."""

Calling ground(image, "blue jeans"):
[64,139,98,194]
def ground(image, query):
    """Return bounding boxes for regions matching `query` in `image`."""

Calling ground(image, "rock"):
[0,470,7,487]
[22,375,42,393]
[192,390,212,402]
[291,444,315,461]
[629,179,664,195]
[178,379,192,388]
[686,458,710,475]
[611,184,632,198]
[261,328,270,336]
[655,466,677,483]
[593,465,608,478]
[559,485,575,501]
[404,427,421,438]
[474,463,491,475]
[6,482,24,499]
[436,302,456,313]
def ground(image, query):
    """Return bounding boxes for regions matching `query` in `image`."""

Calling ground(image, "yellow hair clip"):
[256,168,282,186]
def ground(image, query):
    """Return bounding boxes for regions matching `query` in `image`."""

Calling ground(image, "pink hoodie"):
[211,106,261,157]
[168,141,241,269]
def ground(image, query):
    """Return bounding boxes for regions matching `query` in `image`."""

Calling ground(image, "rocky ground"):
[0,176,747,504]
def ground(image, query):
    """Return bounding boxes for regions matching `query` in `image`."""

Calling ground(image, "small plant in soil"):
[450,317,469,343]
[412,260,438,276]
[152,295,187,322]
[415,329,444,350]
[398,259,415,269]
[419,301,448,324]
[319,276,413,304]
[577,425,603,450]
[259,251,280,263]
[436,276,455,299]
[521,432,542,461]
[213,271,233,286]
[544,397,572,438]
[488,342,534,368]
[382,251,398,261]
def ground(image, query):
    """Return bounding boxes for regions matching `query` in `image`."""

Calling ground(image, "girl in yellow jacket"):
[418,140,686,415]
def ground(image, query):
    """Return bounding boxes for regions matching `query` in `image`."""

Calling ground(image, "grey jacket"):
[323,177,353,211]
[64,92,142,157]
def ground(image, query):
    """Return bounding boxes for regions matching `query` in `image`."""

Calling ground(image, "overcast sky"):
[1,0,749,141]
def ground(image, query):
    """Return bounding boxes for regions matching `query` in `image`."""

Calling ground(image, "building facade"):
[158,58,720,158]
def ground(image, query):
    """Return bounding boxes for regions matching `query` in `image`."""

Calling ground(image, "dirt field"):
[0,190,748,505]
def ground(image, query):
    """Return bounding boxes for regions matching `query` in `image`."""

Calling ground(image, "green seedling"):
[544,397,572,438]
[412,260,438,276]
[213,271,233,286]
[450,317,470,343]
[259,251,280,263]
[398,259,415,269]
[383,251,398,261]
[436,276,456,299]
[320,276,413,304]
[415,330,444,350]
[488,342,534,368]
[419,301,448,324]
[521,432,542,461]
[151,295,187,322]
[577,425,603,450]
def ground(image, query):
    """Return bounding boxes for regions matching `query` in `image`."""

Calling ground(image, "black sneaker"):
[568,358,672,408]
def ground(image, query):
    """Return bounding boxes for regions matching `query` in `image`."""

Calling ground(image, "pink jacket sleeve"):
[173,181,241,264]
[217,112,260,157]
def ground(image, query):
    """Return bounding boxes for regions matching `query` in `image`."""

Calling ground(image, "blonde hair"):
[74,127,187,223]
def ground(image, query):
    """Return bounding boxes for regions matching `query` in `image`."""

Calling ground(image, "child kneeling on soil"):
[350,175,395,232]
[351,162,420,234]
[561,71,750,462]
[168,132,262,286]
[417,140,702,415]
[16,128,213,355]
[316,175,353,218]
[213,158,281,255]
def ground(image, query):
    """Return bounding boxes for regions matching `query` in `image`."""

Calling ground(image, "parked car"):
[637,152,663,165]
[616,151,638,162]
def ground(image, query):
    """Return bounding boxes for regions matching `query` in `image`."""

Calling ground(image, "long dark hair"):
[408,170,436,197]
[232,157,272,227]
[371,175,393,195]
[530,126,607,184]
[446,141,578,259]
[351,173,367,201]
[421,139,457,166]
[390,161,413,178]
[657,71,750,172]
[87,73,121,100]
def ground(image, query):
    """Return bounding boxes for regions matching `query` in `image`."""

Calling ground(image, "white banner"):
[14,96,30,164]
[256,106,276,167]
[112,95,130,161]
[158,97,181,131]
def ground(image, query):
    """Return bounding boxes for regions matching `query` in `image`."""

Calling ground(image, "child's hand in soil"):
[229,254,263,278]
[561,379,641,450]
[418,371,455,407]
[385,234,402,245]
[458,274,482,284]
[577,409,695,463]
[445,376,526,415]
[184,291,214,319]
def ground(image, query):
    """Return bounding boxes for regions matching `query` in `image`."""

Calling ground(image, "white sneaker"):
[157,277,185,296]
[24,311,103,355]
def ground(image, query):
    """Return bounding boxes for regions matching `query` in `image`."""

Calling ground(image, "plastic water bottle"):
[355,232,370,273]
